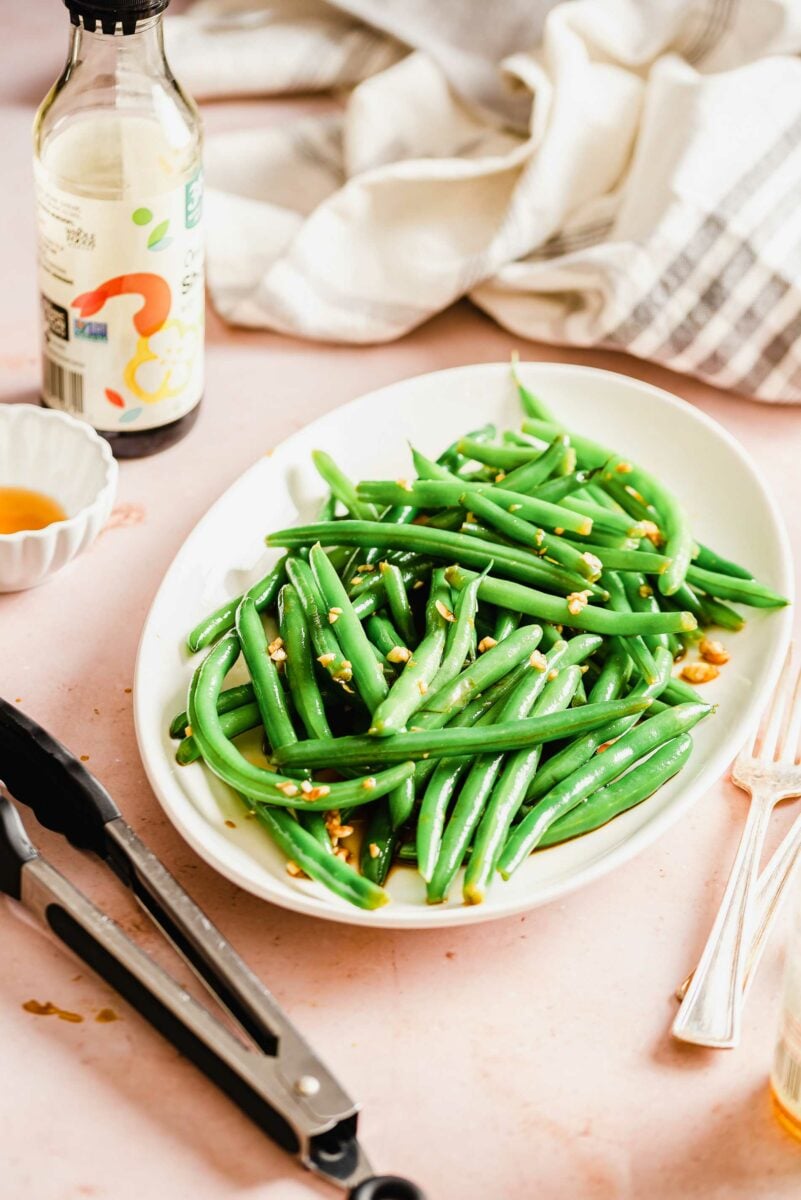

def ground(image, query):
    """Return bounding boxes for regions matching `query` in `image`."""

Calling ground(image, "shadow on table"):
[631,1079,797,1198]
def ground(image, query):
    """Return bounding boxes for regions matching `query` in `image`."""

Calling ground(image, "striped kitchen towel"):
[167,0,801,401]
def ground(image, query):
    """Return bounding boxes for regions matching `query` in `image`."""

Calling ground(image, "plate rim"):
[133,361,794,929]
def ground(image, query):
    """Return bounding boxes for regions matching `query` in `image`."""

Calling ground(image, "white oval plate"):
[134,363,793,928]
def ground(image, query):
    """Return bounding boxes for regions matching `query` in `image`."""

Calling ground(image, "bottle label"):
[34,166,204,432]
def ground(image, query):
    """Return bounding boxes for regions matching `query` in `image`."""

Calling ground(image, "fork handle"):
[743,812,801,994]
[672,790,774,1048]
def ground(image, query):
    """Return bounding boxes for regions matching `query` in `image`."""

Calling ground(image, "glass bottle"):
[33,0,204,458]
[771,879,801,1138]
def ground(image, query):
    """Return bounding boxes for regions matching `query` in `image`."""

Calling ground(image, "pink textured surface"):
[3,14,801,1200]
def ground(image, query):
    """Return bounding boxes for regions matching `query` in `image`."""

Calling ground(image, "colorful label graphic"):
[35,167,204,432]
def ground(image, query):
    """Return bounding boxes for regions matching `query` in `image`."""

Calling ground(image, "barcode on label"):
[43,355,84,414]
[775,1038,801,1103]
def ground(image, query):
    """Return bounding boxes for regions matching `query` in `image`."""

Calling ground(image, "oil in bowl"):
[0,487,66,535]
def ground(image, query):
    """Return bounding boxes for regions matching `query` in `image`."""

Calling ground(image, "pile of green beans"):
[173,367,788,910]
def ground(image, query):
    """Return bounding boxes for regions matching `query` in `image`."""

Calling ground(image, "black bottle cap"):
[63,0,170,36]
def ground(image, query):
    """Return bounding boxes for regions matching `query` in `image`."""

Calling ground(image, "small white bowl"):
[0,405,118,591]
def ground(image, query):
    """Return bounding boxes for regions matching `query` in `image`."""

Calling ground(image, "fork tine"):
[777,663,801,762]
[759,646,794,762]
[782,665,801,764]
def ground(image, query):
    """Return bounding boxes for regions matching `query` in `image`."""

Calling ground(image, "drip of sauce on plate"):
[0,487,66,534]
[22,998,83,1023]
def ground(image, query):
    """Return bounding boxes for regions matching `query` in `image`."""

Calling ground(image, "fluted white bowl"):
[0,405,118,591]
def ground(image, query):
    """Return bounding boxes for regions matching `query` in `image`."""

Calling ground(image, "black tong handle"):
[0,696,119,853]
[349,1178,426,1199]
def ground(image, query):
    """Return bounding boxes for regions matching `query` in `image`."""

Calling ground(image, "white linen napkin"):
[167,0,801,402]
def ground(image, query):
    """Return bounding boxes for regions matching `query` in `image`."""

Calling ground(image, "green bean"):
[417,625,544,720]
[365,613,408,659]
[388,774,416,829]
[278,584,332,740]
[523,418,693,594]
[685,564,788,609]
[311,449,378,521]
[170,682,255,739]
[254,805,387,910]
[186,555,287,653]
[368,575,449,736]
[379,561,417,645]
[309,543,388,712]
[604,572,658,683]
[413,658,534,793]
[270,519,600,596]
[235,596,298,756]
[534,470,593,503]
[358,500,421,569]
[582,482,626,513]
[538,733,694,848]
[271,695,650,769]
[693,591,745,632]
[445,565,696,636]
[360,801,397,885]
[588,647,632,702]
[694,542,754,581]
[423,509,467,536]
[562,540,668,575]
[188,632,415,808]
[429,567,483,694]
[350,559,432,619]
[499,701,711,876]
[597,473,659,526]
[357,478,592,536]
[409,446,465,484]
[317,492,338,522]
[559,495,646,539]
[418,641,582,880]
[523,646,674,805]
[176,702,261,765]
[463,665,582,903]
[436,424,497,473]
[447,661,532,727]
[425,638,583,903]
[538,533,603,583]
[621,573,669,652]
[665,581,706,622]
[417,757,472,881]
[463,490,601,582]
[493,609,521,642]
[285,556,353,684]
[663,675,702,705]
[572,674,588,706]
[457,436,555,473]
[298,810,334,853]
[511,356,554,421]
[502,428,550,448]
[396,842,420,862]
[501,435,575,493]
[418,659,537,888]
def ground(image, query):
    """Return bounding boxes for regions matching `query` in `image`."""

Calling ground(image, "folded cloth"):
[167,0,801,402]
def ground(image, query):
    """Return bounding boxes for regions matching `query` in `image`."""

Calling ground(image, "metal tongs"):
[0,697,423,1200]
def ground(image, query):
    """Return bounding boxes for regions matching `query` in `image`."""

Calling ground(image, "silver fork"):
[672,651,801,1048]
[675,809,801,1005]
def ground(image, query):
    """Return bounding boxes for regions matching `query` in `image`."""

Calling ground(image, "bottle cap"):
[63,0,170,36]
